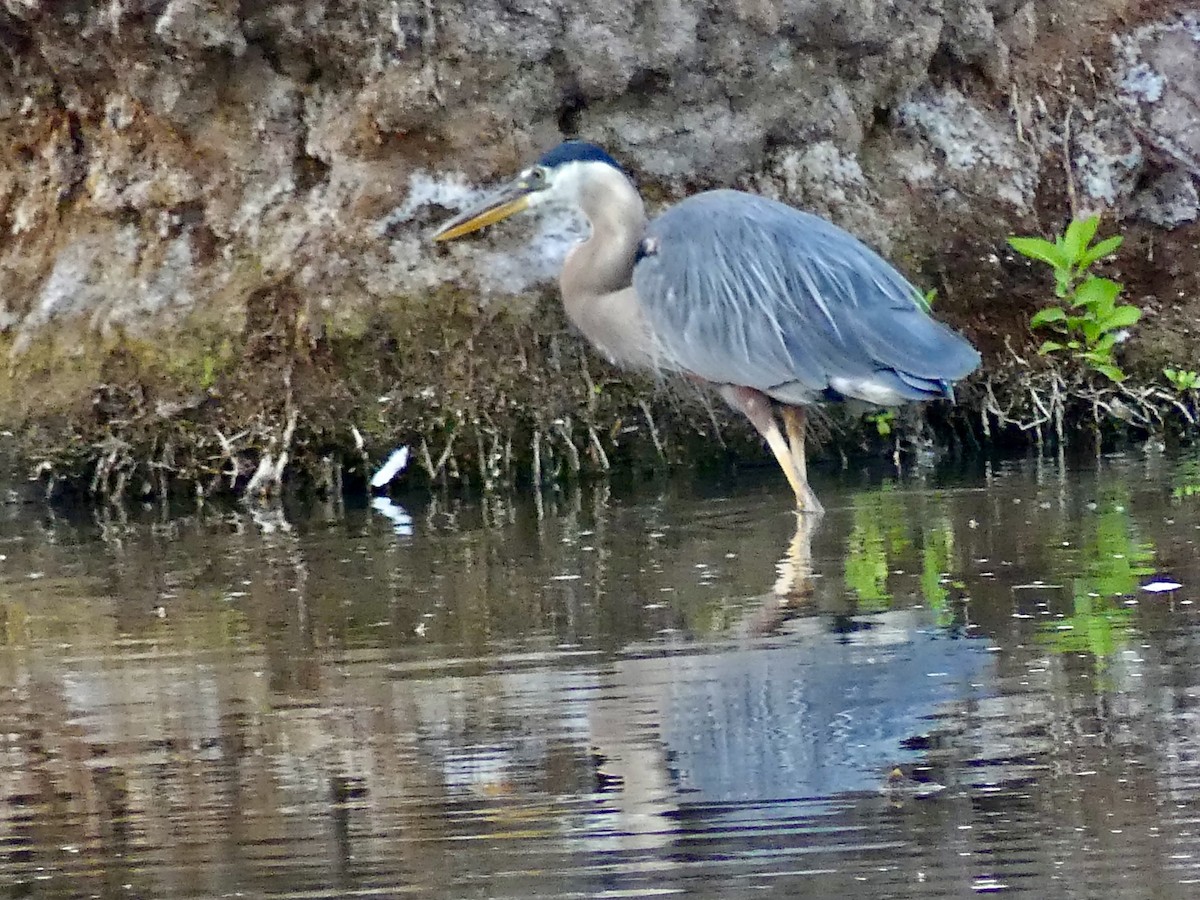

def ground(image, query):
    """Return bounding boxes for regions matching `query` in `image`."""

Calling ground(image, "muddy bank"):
[0,2,1198,498]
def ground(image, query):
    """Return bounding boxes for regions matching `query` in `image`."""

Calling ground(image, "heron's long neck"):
[559,170,651,368]
[562,170,646,306]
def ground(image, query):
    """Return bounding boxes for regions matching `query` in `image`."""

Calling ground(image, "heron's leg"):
[781,406,808,481]
[719,386,809,510]
[781,407,823,516]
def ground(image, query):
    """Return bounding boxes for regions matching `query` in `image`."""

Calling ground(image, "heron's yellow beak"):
[431,178,533,242]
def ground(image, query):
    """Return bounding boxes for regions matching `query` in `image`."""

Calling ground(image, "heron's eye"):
[527,166,548,187]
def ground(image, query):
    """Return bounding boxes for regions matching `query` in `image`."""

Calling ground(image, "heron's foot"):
[796,484,824,517]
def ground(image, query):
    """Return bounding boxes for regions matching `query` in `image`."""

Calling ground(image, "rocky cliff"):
[1,1,1198,497]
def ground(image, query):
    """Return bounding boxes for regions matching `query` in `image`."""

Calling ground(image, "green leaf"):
[1091,362,1127,383]
[1082,320,1101,344]
[1030,307,1067,328]
[1101,305,1141,330]
[1079,234,1124,269]
[1064,216,1100,264]
[865,411,894,436]
[1080,349,1114,365]
[1164,368,1200,391]
[1009,236,1070,270]
[1092,333,1118,354]
[1073,277,1122,311]
[1039,340,1065,354]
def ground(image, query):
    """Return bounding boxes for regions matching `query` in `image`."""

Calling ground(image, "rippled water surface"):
[4,454,1200,898]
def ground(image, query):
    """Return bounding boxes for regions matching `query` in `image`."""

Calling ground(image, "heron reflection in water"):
[433,140,979,520]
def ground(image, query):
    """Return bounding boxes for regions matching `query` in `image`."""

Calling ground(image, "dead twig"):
[1062,98,1078,220]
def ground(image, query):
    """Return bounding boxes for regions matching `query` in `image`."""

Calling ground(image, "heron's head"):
[432,140,627,242]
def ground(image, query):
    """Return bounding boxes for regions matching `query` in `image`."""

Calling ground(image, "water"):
[2,453,1200,898]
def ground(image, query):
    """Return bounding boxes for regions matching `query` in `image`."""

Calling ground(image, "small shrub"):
[1164,368,1200,393]
[865,409,895,437]
[1008,216,1138,383]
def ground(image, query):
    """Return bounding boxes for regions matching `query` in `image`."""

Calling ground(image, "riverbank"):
[1,2,1197,499]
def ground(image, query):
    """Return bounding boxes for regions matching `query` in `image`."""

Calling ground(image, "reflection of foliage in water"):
[1037,492,1154,663]
[920,518,956,626]
[1171,457,1200,500]
[844,485,956,617]
[844,485,908,610]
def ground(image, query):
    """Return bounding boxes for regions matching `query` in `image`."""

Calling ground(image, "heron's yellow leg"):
[762,424,809,509]
[719,386,810,511]
[781,407,823,516]
[781,407,807,482]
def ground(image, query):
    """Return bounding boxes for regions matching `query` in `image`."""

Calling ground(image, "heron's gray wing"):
[632,190,980,401]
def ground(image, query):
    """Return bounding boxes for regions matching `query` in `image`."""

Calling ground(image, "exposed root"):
[244,408,298,500]
[587,424,610,471]
[474,419,507,491]
[418,433,456,482]
[213,427,247,489]
[89,436,132,499]
[977,347,1198,452]
[638,398,667,461]
[555,417,581,474]
[350,425,372,484]
[22,302,1200,507]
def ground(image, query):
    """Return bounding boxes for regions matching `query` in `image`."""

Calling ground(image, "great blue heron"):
[432,140,980,512]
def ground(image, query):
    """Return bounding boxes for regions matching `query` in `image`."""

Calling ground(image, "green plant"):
[1163,367,1200,392]
[1008,216,1138,383]
[865,409,895,437]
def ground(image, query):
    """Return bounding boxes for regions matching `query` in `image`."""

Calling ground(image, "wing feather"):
[632,190,980,404]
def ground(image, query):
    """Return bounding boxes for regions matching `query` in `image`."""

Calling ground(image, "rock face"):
[0,1,1198,494]
[1115,12,1200,226]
